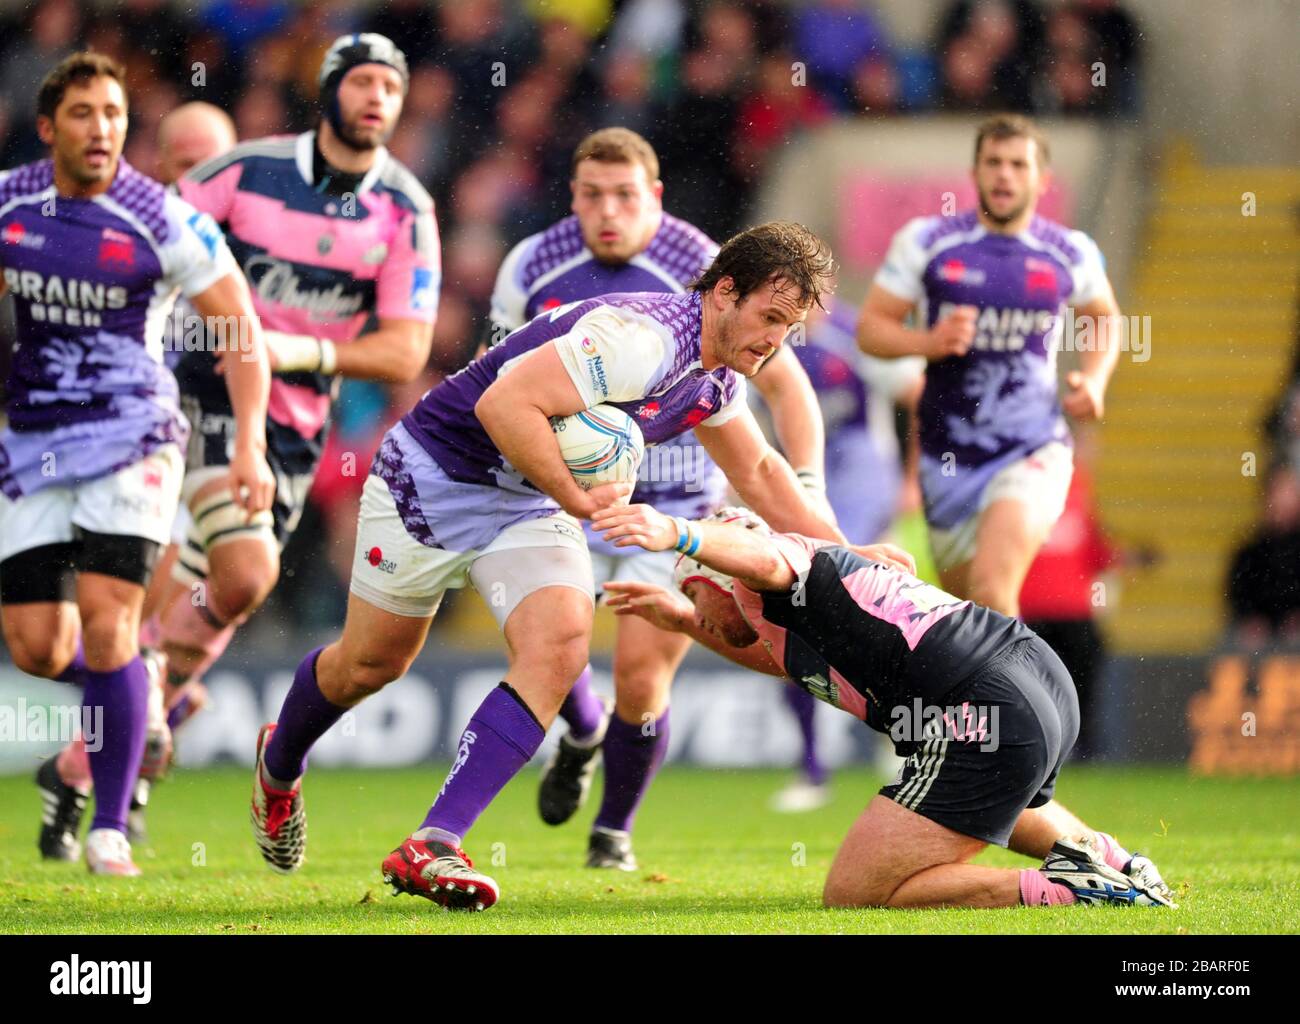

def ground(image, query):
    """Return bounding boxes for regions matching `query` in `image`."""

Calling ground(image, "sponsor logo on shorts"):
[580,336,598,356]
[890,698,1000,752]
[366,546,397,574]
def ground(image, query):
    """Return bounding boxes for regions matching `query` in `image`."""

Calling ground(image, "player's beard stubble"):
[334,108,395,152]
[977,183,1033,227]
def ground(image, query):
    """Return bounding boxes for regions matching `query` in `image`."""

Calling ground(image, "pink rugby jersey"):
[725,533,1032,728]
[176,131,439,451]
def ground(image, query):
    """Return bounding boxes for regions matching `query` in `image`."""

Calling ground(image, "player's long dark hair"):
[691,221,836,311]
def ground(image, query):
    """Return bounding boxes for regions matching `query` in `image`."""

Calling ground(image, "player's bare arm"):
[475,341,631,518]
[264,317,433,383]
[604,579,786,676]
[188,272,275,516]
[857,285,976,362]
[752,346,826,486]
[592,504,798,590]
[1062,282,1122,421]
[693,409,845,542]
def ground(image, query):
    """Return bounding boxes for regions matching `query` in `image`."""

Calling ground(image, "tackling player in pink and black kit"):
[860,114,1122,617]
[251,222,850,910]
[488,128,828,871]
[1,53,274,876]
[597,505,1175,910]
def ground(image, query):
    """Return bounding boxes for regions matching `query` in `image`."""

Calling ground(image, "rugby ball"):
[551,404,644,490]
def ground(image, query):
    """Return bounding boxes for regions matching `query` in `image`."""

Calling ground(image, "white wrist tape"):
[265,331,338,375]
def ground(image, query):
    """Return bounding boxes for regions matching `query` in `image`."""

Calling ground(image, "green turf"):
[1,765,1296,934]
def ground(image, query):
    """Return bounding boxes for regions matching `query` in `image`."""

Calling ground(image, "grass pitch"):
[1,764,1296,934]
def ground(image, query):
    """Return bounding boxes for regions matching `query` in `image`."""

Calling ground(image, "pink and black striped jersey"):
[176,131,439,447]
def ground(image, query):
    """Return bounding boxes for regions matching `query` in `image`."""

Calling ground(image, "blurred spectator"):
[232,81,289,140]
[1075,0,1143,114]
[117,0,192,84]
[939,33,999,111]
[371,0,442,56]
[607,0,686,61]
[596,49,656,136]
[734,53,832,180]
[385,64,456,189]
[0,0,82,164]
[652,48,747,240]
[199,0,293,65]
[1227,462,1300,650]
[1036,3,1107,115]
[179,30,243,110]
[793,0,889,109]
[525,0,613,39]
[936,0,1042,112]
[851,53,902,115]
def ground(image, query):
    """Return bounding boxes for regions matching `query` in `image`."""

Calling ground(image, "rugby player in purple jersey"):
[252,222,848,910]
[598,505,1174,910]
[859,114,1123,618]
[1,52,274,876]
[487,127,829,871]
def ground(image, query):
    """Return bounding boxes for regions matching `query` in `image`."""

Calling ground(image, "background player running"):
[597,504,1175,910]
[488,127,828,870]
[251,222,845,911]
[3,52,273,875]
[149,33,440,744]
[858,114,1123,617]
[35,100,243,853]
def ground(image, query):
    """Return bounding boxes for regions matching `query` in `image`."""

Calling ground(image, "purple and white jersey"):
[874,211,1106,529]
[489,214,726,536]
[791,299,922,544]
[0,158,234,498]
[387,291,745,547]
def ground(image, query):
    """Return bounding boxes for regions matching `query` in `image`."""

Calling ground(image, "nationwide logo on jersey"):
[938,258,986,286]
[580,336,598,357]
[98,228,135,268]
[1025,257,1058,294]
[2,222,45,249]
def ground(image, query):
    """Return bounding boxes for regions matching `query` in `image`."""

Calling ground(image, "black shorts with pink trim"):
[878,636,1079,847]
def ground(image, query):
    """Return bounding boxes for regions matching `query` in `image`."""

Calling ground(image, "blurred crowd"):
[0,0,1145,636]
[1230,311,1300,650]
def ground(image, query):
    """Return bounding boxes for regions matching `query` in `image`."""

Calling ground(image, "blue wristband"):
[673,516,691,553]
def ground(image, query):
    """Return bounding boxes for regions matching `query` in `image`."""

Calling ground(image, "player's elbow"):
[389,331,432,384]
